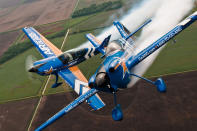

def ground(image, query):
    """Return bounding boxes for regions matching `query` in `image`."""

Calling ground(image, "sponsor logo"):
[64,89,97,113]
[138,26,182,61]
[29,33,53,55]
[46,89,97,122]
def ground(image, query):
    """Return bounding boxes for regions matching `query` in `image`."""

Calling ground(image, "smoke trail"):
[80,0,194,86]
[80,0,162,47]
[129,0,194,86]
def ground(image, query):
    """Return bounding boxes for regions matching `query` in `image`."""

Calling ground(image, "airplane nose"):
[28,67,38,72]
[95,72,110,87]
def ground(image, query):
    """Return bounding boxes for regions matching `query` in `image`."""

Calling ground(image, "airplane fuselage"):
[89,38,132,92]
[29,46,99,75]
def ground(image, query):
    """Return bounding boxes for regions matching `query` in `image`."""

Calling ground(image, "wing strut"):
[35,88,98,131]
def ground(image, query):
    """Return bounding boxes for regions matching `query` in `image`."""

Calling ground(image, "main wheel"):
[155,78,166,93]
[112,104,123,121]
[51,82,62,88]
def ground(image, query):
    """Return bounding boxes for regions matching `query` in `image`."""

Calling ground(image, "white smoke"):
[129,0,194,86]
[81,0,194,87]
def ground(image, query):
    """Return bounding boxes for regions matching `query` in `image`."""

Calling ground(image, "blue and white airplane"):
[23,27,106,110]
[24,11,197,130]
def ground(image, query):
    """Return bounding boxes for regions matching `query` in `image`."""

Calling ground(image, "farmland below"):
[0,70,197,131]
[0,0,77,33]
[0,0,197,107]
[0,1,197,131]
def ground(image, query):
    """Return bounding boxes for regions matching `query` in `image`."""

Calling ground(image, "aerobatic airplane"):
[23,11,197,130]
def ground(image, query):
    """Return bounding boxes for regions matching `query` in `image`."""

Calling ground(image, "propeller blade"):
[25,55,37,79]
[25,55,36,71]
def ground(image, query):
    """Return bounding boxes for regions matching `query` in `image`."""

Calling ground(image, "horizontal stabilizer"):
[86,33,111,55]
[113,21,130,39]
[86,33,102,47]
[126,19,151,40]
[113,19,151,41]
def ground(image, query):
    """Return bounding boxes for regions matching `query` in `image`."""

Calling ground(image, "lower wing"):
[35,88,99,131]
[59,66,105,110]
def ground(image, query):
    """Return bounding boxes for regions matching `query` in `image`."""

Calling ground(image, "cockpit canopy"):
[105,39,125,56]
[58,48,88,64]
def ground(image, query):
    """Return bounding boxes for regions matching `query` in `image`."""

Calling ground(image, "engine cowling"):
[88,71,113,92]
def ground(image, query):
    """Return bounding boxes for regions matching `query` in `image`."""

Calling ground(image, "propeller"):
[95,72,110,88]
[25,55,37,80]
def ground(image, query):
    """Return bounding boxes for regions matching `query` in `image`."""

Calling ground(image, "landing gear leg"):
[111,91,123,121]
[51,73,62,88]
[130,73,166,93]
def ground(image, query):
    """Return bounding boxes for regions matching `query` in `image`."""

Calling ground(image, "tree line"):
[72,0,122,18]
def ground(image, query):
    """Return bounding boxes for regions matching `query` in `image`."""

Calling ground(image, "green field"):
[144,24,197,77]
[75,0,119,10]
[0,48,44,102]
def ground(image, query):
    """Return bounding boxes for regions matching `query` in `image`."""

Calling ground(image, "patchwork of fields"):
[0,1,197,130]
[0,70,197,131]
[0,6,197,103]
[0,0,77,32]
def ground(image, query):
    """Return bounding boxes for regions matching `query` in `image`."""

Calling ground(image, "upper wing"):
[23,27,105,110]
[59,66,105,110]
[23,27,62,58]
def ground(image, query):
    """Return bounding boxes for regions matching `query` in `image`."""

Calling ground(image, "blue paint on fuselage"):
[33,57,64,75]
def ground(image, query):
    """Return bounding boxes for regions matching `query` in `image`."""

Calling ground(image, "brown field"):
[76,0,119,10]
[0,98,38,131]
[0,0,21,8]
[32,71,197,131]
[0,70,196,131]
[0,0,77,33]
[35,21,65,36]
[20,21,65,42]
[0,31,21,57]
